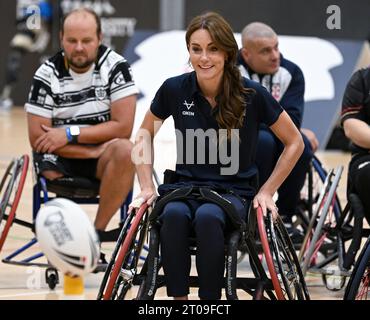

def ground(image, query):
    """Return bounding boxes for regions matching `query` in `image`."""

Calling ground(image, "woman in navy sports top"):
[131,12,304,300]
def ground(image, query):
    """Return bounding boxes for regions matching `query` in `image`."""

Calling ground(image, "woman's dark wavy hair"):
[186,12,251,138]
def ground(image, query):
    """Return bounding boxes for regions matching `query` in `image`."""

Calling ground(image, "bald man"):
[25,8,139,248]
[238,22,318,242]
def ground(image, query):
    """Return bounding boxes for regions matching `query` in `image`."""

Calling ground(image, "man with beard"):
[25,8,138,248]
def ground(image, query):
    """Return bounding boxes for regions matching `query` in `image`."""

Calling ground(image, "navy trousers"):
[159,194,248,300]
[256,129,313,220]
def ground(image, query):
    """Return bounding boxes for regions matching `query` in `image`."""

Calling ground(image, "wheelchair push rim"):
[256,207,310,300]
[102,203,149,300]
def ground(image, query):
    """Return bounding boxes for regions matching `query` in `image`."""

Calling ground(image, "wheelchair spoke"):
[356,268,369,300]
[266,213,309,300]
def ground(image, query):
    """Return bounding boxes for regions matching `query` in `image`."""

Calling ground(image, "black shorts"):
[33,152,99,179]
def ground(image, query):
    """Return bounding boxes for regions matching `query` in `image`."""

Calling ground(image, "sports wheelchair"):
[295,155,343,240]
[298,159,370,291]
[0,154,132,289]
[97,179,310,300]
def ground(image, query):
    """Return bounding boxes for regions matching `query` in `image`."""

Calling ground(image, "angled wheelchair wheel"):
[267,213,310,299]
[0,155,29,252]
[299,166,343,276]
[344,237,370,300]
[297,156,342,235]
[257,207,310,300]
[98,204,149,300]
[297,157,326,231]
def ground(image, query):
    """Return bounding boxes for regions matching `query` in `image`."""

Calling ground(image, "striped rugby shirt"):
[25,45,139,128]
[237,53,305,129]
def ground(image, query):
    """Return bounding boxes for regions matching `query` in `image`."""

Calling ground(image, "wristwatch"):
[70,125,80,143]
[66,126,80,144]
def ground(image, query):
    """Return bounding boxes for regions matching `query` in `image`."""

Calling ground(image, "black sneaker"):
[99,252,108,264]
[92,252,108,273]
[96,227,122,243]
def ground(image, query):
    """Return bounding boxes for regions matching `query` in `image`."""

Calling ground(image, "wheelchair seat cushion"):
[45,176,100,198]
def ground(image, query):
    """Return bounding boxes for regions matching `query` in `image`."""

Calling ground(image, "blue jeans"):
[159,194,248,299]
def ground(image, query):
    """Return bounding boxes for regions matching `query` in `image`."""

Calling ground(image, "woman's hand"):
[128,187,157,214]
[253,190,278,220]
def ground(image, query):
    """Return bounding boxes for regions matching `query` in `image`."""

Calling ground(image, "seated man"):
[238,22,319,241]
[341,66,370,226]
[25,8,138,243]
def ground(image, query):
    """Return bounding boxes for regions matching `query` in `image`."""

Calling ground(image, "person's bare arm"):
[78,95,136,143]
[129,110,163,210]
[28,113,112,159]
[28,94,136,156]
[253,111,304,215]
[343,118,370,150]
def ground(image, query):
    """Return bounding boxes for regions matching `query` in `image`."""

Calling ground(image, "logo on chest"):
[182,100,195,116]
[95,87,107,100]
[271,83,281,101]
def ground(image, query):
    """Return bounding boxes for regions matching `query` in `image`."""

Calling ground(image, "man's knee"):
[257,129,277,153]
[300,134,314,164]
[110,139,133,163]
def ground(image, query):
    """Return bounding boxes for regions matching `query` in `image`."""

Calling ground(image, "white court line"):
[0,289,63,299]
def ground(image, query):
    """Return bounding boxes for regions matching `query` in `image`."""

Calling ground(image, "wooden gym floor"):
[0,107,355,300]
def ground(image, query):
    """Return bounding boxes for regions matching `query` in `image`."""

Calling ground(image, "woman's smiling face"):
[188,29,227,84]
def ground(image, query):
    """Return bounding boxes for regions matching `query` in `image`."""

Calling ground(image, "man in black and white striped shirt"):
[25,8,138,239]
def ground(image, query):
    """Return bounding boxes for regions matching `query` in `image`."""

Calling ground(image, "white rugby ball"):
[35,198,100,277]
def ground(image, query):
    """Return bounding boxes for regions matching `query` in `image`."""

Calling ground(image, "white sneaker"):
[0,98,13,111]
